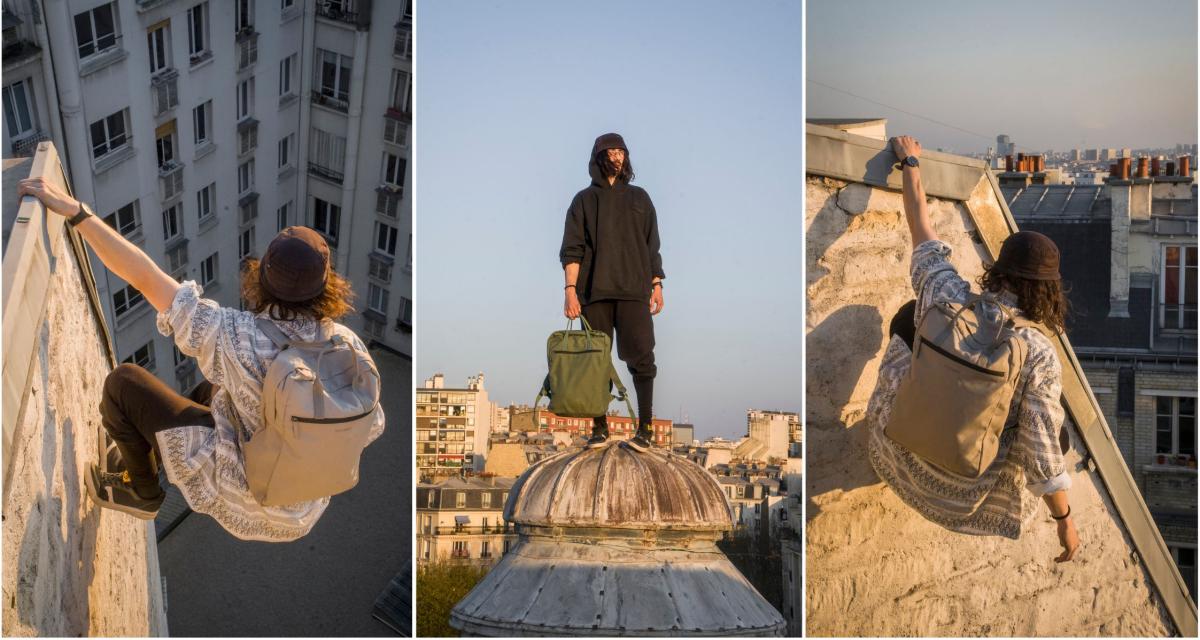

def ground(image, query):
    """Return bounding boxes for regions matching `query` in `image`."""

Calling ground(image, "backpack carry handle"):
[951,293,1017,348]
[565,314,597,351]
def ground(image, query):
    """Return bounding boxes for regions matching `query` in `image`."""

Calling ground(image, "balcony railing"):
[158,160,184,200]
[311,89,349,113]
[151,69,179,116]
[376,185,401,218]
[307,161,344,184]
[392,24,411,59]
[432,525,510,536]
[10,131,50,158]
[316,0,371,28]
[236,30,257,70]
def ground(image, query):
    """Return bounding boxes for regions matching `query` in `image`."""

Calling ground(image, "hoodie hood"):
[589,132,629,187]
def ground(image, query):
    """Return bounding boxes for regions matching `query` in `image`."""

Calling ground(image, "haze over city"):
[807,0,1197,154]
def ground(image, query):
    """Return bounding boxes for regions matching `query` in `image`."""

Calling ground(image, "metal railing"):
[10,131,50,157]
[316,0,364,26]
[310,89,349,113]
[307,161,344,184]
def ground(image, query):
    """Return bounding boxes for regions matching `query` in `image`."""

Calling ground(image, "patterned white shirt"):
[867,240,1070,539]
[155,281,385,542]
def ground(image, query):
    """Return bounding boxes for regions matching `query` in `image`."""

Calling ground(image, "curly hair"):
[596,151,635,183]
[977,267,1070,335]
[239,258,356,321]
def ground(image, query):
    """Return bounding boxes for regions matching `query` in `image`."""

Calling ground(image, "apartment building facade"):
[2,0,412,395]
[415,476,516,567]
[416,373,494,481]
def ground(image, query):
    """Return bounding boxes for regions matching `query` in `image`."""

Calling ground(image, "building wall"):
[804,175,1173,636]
[415,377,493,479]
[2,179,166,635]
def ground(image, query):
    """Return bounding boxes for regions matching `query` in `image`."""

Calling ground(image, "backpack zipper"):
[919,337,1005,378]
[293,406,376,424]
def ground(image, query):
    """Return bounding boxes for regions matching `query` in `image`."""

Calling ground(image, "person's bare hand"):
[17,177,78,217]
[1054,516,1079,563]
[890,136,922,163]
[649,285,664,315]
[564,288,581,319]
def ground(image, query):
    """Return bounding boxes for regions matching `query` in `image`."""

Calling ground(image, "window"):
[393,24,412,60]
[238,160,255,194]
[278,134,293,169]
[166,242,188,274]
[1117,367,1134,417]
[200,253,218,286]
[1171,546,1197,603]
[123,342,156,372]
[187,3,208,58]
[281,0,295,9]
[388,69,411,113]
[363,316,384,338]
[317,49,352,105]
[112,284,145,318]
[374,221,398,256]
[173,345,186,367]
[239,227,255,259]
[405,234,413,270]
[155,128,176,168]
[237,78,254,121]
[455,492,465,508]
[3,79,37,140]
[308,128,346,181]
[481,492,492,509]
[383,117,408,148]
[147,23,170,73]
[74,3,118,59]
[367,284,389,314]
[162,204,182,241]
[240,198,258,225]
[1156,396,1196,459]
[277,201,291,231]
[1161,245,1197,330]
[89,110,128,160]
[103,202,140,239]
[312,198,341,240]
[368,254,392,283]
[235,0,253,32]
[197,183,215,222]
[382,152,406,189]
[192,101,211,145]
[238,123,258,155]
[279,54,296,96]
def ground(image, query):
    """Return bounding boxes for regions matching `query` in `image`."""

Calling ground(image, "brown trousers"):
[99,363,215,497]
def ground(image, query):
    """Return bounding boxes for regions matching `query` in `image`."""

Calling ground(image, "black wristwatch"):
[67,200,94,227]
[898,156,920,169]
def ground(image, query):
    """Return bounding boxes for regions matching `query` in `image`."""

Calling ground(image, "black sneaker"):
[626,425,654,452]
[85,464,164,520]
[586,426,610,449]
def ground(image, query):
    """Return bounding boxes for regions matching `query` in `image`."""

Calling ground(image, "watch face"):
[905,156,919,167]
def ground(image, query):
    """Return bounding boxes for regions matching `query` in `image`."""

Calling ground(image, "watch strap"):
[67,202,92,228]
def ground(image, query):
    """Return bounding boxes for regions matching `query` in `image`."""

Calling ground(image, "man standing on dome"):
[559,133,665,451]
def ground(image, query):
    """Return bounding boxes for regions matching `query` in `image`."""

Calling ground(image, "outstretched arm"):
[18,176,180,312]
[563,262,581,319]
[890,136,938,248]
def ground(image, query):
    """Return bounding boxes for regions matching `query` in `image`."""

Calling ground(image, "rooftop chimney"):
[1005,155,1014,172]
[1117,157,1132,180]
[1136,157,1148,178]
[1151,157,1161,177]
[1179,156,1191,178]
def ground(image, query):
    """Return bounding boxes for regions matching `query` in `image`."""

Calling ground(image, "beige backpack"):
[885,293,1045,479]
[236,318,380,506]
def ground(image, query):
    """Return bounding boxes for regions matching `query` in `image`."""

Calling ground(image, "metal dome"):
[504,440,734,531]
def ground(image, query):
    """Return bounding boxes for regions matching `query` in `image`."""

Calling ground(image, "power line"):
[807,78,1041,154]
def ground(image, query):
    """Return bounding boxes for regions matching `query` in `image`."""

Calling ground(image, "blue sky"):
[807,0,1197,154]
[417,0,803,440]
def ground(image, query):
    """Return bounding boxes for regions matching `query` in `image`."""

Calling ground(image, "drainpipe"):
[33,0,68,185]
[336,13,371,278]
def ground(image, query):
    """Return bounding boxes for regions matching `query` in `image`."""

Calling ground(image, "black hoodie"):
[559,139,665,305]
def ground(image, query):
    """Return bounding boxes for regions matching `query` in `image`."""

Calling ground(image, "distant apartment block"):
[415,476,517,566]
[507,404,672,447]
[735,409,798,462]
[416,373,495,481]
[1,0,413,396]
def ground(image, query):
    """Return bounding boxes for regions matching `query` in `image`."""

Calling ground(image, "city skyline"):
[807,0,1197,154]
[417,0,804,440]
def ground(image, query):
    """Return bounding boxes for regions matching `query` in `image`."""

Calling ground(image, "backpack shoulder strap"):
[256,317,293,350]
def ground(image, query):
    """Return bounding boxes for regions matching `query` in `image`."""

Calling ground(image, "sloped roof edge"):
[807,123,1197,636]
[2,142,117,507]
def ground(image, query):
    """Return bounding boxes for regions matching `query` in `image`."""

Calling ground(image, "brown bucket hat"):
[259,226,330,302]
[991,230,1061,281]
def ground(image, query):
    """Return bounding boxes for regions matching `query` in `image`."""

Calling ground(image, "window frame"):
[103,202,141,239]
[388,69,411,113]
[155,128,176,168]
[1155,395,1196,459]
[74,3,119,60]
[279,53,296,97]
[200,252,218,287]
[382,151,406,189]
[193,101,212,146]
[239,227,255,259]
[374,221,398,256]
[367,283,389,314]
[278,133,293,170]
[123,341,157,372]
[238,159,255,195]
[162,203,183,242]
[277,201,292,231]
[187,2,209,57]
[237,77,254,121]
[1160,244,1198,331]
[317,49,353,103]
[112,284,146,318]
[197,182,215,222]
[3,78,38,139]
[312,197,341,241]
[89,110,129,160]
[147,23,170,73]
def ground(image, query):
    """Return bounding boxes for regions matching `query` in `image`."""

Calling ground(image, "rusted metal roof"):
[504,441,733,531]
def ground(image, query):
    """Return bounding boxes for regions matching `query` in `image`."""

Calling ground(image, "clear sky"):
[417,0,803,440]
[807,0,1198,154]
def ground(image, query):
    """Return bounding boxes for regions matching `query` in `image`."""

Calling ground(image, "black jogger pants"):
[99,363,216,497]
[582,299,656,427]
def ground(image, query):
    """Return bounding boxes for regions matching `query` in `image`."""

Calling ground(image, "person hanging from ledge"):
[559,133,665,451]
[17,177,384,542]
[864,136,1080,562]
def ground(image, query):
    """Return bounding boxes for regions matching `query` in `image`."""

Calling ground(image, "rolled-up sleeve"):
[559,195,586,267]
[155,281,231,387]
[1016,341,1071,496]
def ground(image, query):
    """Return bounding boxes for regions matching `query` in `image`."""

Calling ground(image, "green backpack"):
[534,316,636,422]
